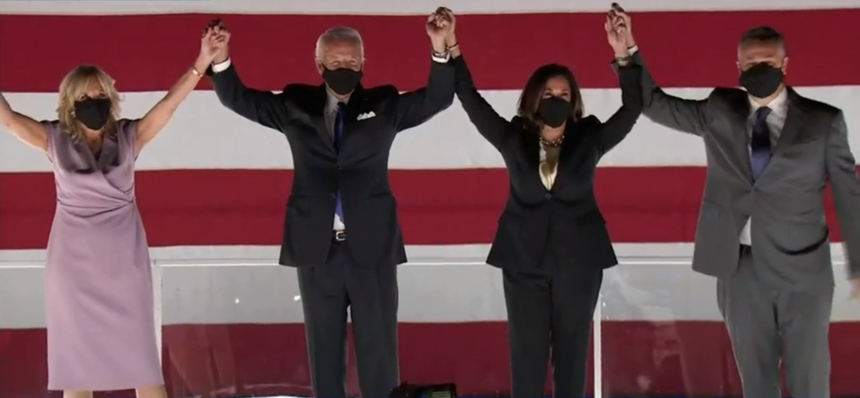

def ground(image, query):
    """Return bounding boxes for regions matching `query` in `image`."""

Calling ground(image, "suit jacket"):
[208,60,455,267]
[628,50,860,287]
[453,56,644,272]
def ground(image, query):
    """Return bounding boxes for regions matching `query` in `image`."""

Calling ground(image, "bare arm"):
[135,56,210,156]
[0,92,48,151]
[136,29,226,156]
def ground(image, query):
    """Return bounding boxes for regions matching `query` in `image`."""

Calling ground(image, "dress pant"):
[503,249,603,398]
[718,246,832,398]
[296,239,400,398]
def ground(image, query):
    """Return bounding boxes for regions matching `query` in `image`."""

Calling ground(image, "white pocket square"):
[356,111,376,121]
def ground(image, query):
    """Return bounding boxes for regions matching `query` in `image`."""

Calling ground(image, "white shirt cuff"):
[628,45,639,55]
[431,53,450,64]
[211,59,232,73]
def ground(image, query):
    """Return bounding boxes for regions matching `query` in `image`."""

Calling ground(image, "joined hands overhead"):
[426,7,456,52]
[606,3,635,60]
[200,18,232,66]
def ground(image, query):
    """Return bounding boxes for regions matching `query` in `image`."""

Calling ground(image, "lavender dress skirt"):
[44,119,163,391]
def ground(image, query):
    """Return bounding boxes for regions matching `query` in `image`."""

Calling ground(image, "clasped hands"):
[198,19,231,66]
[426,7,456,53]
[195,4,633,62]
[606,3,636,62]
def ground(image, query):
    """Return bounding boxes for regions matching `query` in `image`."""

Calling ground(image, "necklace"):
[540,135,564,148]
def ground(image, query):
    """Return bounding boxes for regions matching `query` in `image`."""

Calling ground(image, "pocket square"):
[356,111,376,121]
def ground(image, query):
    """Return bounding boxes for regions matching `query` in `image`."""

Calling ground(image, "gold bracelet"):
[447,42,460,50]
[191,67,203,77]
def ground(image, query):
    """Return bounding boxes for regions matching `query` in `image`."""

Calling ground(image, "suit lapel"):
[339,85,367,149]
[308,84,335,153]
[344,85,365,118]
[551,120,586,189]
[771,88,808,158]
[725,92,754,184]
[522,132,541,174]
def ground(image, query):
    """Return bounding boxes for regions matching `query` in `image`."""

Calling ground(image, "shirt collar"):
[749,86,788,117]
[325,89,350,113]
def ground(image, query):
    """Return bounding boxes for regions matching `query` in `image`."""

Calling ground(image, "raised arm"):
[824,111,860,283]
[135,28,226,156]
[384,9,456,132]
[206,22,289,132]
[597,63,644,155]
[596,12,644,156]
[444,11,513,149]
[385,58,455,132]
[611,5,710,137]
[629,49,709,136]
[449,54,514,150]
[0,92,48,151]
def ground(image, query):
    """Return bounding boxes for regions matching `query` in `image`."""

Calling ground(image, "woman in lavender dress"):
[0,28,226,398]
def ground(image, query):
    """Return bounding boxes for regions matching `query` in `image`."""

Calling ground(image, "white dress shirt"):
[211,53,451,232]
[626,45,789,245]
[739,87,789,245]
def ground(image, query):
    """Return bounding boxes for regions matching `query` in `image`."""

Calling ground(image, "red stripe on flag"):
[0,167,846,249]
[1,9,858,93]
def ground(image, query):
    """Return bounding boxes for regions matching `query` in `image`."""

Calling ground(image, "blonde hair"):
[57,65,122,140]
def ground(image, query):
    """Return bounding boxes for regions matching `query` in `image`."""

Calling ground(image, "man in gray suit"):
[610,5,860,398]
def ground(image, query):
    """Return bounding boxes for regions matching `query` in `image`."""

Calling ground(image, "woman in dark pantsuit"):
[440,9,644,398]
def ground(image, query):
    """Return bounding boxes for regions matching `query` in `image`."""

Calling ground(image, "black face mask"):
[537,96,572,128]
[739,63,784,98]
[74,97,112,130]
[322,67,363,96]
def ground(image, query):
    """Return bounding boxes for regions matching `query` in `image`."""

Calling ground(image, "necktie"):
[333,102,346,222]
[750,106,772,180]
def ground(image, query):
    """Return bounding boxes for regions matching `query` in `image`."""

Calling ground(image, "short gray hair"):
[738,26,786,57]
[315,26,364,61]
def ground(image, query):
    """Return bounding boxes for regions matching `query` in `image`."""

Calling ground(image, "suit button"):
[545,193,552,199]
[337,166,342,170]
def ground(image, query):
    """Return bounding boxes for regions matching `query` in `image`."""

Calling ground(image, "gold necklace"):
[540,135,564,148]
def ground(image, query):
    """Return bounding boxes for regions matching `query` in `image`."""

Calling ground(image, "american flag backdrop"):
[1,0,859,397]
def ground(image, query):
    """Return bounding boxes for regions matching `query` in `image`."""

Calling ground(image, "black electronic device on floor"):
[389,382,456,398]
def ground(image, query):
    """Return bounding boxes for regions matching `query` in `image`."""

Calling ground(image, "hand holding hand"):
[609,3,635,49]
[426,7,453,51]
[434,7,457,48]
[200,18,231,65]
[605,7,630,58]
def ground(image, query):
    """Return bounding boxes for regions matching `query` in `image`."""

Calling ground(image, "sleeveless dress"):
[43,119,163,391]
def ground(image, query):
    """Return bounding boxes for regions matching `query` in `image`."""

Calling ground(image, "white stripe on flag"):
[3,86,860,172]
